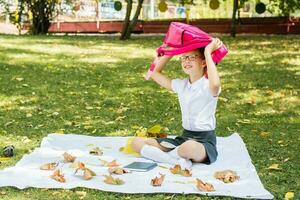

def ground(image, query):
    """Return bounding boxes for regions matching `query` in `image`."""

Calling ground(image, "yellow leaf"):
[147,124,161,134]
[260,132,270,137]
[268,164,281,170]
[0,157,11,161]
[119,138,140,157]
[284,192,294,200]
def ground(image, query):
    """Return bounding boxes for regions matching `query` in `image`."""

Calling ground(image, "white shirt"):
[171,76,220,131]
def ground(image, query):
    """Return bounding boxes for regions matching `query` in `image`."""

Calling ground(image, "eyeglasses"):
[180,54,201,62]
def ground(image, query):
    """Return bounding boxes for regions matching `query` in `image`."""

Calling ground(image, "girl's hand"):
[205,38,223,54]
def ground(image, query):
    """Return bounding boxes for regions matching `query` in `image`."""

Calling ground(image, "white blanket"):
[0,133,273,199]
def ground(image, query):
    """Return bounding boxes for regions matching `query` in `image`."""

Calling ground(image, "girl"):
[131,38,223,169]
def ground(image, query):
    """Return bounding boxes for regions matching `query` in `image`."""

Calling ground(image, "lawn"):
[0,34,299,199]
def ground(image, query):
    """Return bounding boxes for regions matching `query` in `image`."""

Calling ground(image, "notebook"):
[123,162,158,172]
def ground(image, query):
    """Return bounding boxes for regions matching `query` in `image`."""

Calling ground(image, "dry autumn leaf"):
[268,164,281,170]
[196,178,215,192]
[108,167,130,175]
[170,164,192,177]
[214,170,240,183]
[73,161,96,180]
[63,152,76,163]
[89,147,103,156]
[284,192,294,200]
[40,162,58,170]
[100,159,119,167]
[151,173,165,187]
[103,175,124,185]
[50,169,66,183]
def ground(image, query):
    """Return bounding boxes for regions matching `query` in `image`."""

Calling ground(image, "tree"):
[268,0,300,16]
[120,0,144,40]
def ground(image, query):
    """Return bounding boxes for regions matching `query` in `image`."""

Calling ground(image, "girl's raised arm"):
[150,55,173,91]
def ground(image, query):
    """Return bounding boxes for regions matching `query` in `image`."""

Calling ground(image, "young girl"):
[131,38,223,169]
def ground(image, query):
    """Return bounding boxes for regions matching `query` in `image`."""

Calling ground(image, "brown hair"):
[198,47,208,78]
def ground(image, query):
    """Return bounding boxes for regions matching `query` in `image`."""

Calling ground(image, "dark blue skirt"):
[156,129,218,164]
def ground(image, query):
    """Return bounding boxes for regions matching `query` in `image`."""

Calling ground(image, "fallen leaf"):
[40,162,58,170]
[75,191,87,199]
[103,175,124,185]
[63,152,76,163]
[0,157,11,161]
[151,173,165,186]
[89,147,103,156]
[101,159,119,167]
[196,178,215,192]
[214,170,240,183]
[0,191,6,195]
[170,165,192,177]
[16,77,24,81]
[284,192,294,200]
[284,158,290,162]
[260,132,270,137]
[268,164,281,170]
[83,168,96,180]
[108,167,130,175]
[50,169,66,183]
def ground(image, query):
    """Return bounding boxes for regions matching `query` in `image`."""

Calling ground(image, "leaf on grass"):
[89,147,103,156]
[75,191,87,199]
[196,178,215,192]
[103,175,124,185]
[101,159,119,167]
[151,173,165,186]
[214,170,240,183]
[0,191,6,195]
[268,164,281,170]
[170,165,192,177]
[50,169,66,183]
[63,152,76,163]
[284,192,294,200]
[108,167,130,175]
[40,162,58,170]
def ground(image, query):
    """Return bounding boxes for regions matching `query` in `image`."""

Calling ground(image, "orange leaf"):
[40,162,58,170]
[170,164,192,177]
[101,159,119,167]
[63,152,76,163]
[214,170,240,183]
[151,173,165,186]
[50,169,66,183]
[196,178,215,192]
[108,167,129,175]
[83,168,96,180]
[103,175,124,185]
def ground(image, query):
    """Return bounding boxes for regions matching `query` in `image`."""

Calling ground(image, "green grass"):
[0,34,299,200]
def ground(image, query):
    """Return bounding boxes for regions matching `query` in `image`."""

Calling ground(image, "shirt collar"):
[187,76,205,90]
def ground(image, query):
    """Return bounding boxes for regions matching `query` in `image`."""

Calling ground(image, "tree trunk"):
[231,0,238,37]
[120,0,133,40]
[124,0,144,39]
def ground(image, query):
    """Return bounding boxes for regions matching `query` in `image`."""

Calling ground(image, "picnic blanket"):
[0,133,273,199]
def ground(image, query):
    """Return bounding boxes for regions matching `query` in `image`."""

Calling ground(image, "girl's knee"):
[131,137,147,153]
[178,140,206,161]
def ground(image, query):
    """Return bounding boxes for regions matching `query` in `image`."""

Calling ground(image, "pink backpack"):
[145,22,228,80]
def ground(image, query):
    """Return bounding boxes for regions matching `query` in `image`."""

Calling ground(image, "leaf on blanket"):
[103,175,124,185]
[100,159,119,167]
[170,164,192,177]
[83,168,96,180]
[151,173,165,187]
[63,152,76,163]
[196,178,215,192]
[73,161,96,180]
[89,147,103,156]
[40,162,58,170]
[214,170,240,183]
[108,167,130,175]
[50,169,66,183]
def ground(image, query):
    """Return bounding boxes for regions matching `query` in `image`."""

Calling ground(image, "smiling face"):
[180,49,206,76]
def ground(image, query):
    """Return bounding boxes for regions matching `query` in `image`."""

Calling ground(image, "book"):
[123,162,158,172]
